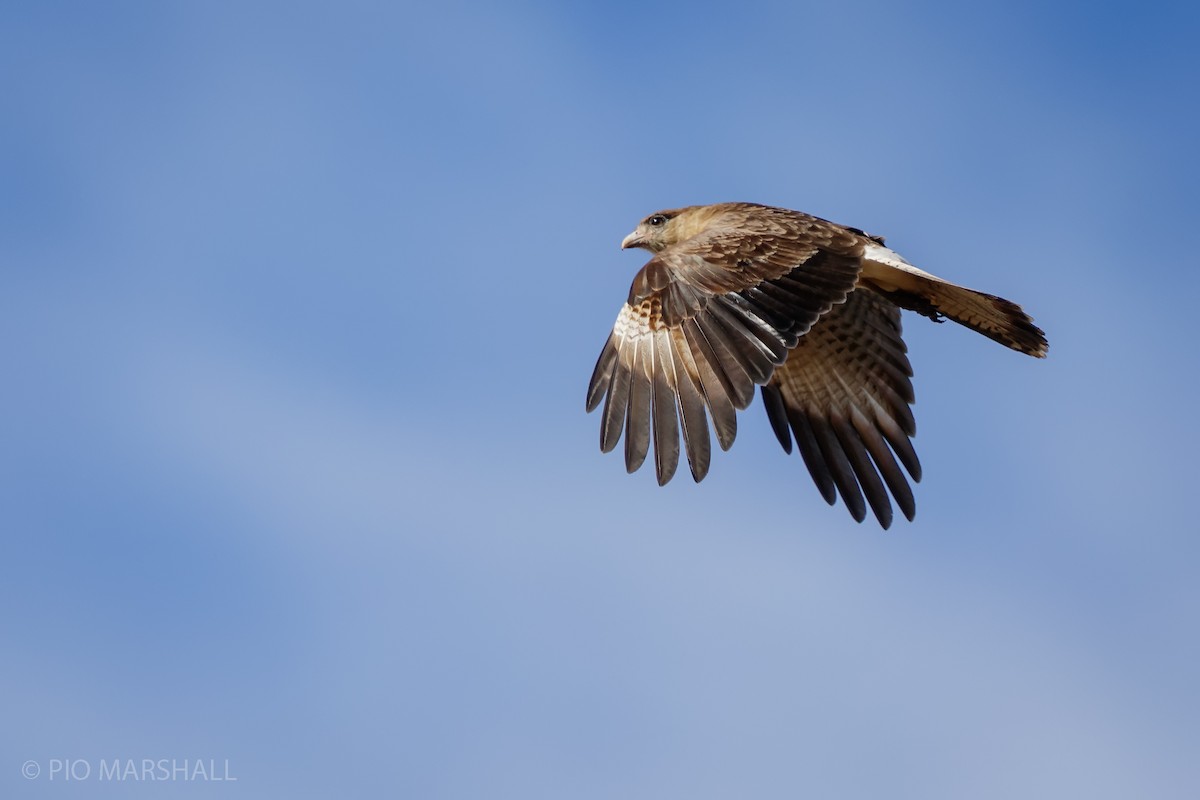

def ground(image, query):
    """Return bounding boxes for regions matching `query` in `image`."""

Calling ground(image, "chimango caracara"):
[586,202,1047,528]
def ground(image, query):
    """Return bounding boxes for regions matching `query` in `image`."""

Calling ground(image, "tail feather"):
[862,244,1048,358]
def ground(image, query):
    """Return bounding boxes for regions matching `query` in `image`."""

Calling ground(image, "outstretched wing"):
[760,288,922,529]
[587,208,864,485]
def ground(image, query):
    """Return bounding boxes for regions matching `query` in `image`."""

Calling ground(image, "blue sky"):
[3,1,1198,797]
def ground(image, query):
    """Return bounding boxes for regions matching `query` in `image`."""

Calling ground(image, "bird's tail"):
[861,244,1048,358]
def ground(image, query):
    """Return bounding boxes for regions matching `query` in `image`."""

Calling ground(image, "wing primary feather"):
[833,412,893,529]
[671,330,712,481]
[694,312,757,408]
[600,341,631,453]
[720,296,792,362]
[850,406,916,522]
[892,393,917,434]
[785,406,837,505]
[624,336,651,473]
[760,384,793,454]
[707,300,782,376]
[651,334,681,485]
[809,413,868,523]
[586,334,619,413]
[681,320,738,450]
[875,412,922,481]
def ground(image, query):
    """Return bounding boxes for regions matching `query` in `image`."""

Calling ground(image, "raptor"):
[586,202,1047,528]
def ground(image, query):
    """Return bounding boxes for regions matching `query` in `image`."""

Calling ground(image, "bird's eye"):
[647,215,667,227]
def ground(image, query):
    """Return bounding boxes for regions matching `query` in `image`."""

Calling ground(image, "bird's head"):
[621,207,699,253]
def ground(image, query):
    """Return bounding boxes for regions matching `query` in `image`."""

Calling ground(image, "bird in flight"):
[586,202,1047,528]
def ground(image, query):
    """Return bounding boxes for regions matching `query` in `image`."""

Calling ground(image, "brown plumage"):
[586,202,1047,528]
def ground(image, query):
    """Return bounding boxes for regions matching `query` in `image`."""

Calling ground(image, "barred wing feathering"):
[586,202,1048,527]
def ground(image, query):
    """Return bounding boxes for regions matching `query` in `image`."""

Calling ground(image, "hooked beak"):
[621,230,643,250]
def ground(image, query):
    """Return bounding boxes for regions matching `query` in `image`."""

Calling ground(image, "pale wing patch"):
[589,209,868,486]
[587,282,838,485]
[589,203,1048,526]
[588,301,714,484]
